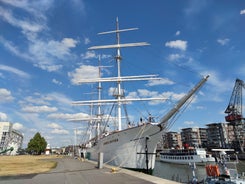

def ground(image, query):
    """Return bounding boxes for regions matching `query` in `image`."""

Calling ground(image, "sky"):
[0,0,245,148]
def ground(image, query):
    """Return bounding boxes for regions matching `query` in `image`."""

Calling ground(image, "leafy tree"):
[27,132,47,155]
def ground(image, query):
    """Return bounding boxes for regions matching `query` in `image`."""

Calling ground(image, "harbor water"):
[153,159,245,183]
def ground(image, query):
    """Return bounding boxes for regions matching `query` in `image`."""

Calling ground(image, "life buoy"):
[205,165,212,176]
[205,165,220,177]
[211,165,220,177]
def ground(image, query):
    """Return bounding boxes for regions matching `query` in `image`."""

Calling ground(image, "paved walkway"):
[0,157,180,184]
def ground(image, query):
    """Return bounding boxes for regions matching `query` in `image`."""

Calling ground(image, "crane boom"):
[225,78,245,123]
[224,78,245,152]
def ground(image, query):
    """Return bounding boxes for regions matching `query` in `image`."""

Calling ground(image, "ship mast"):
[96,55,102,137]
[70,56,106,141]
[72,19,209,134]
[115,18,123,130]
[85,18,156,131]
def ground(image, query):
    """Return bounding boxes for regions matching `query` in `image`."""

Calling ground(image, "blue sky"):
[0,0,245,148]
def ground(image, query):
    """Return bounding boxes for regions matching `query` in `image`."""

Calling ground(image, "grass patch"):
[0,155,59,176]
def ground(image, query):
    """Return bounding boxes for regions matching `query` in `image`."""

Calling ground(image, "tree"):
[27,132,47,155]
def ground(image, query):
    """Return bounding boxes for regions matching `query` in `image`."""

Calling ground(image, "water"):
[153,159,206,183]
[153,159,245,183]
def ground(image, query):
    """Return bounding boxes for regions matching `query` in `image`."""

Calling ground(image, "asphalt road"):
[0,157,179,184]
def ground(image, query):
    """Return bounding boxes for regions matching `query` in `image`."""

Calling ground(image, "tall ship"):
[72,18,209,174]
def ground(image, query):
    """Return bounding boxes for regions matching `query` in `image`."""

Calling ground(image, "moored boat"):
[159,148,215,165]
[205,149,245,184]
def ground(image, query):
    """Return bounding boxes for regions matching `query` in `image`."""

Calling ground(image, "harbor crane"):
[224,78,245,152]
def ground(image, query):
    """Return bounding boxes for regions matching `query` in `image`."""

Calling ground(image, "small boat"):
[205,149,245,184]
[159,148,215,165]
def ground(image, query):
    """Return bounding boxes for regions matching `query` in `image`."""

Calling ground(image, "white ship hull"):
[160,154,215,165]
[159,148,215,165]
[86,123,163,173]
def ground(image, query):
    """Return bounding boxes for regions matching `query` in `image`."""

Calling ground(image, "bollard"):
[98,152,103,169]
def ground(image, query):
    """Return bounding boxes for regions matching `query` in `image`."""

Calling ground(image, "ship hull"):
[159,155,215,165]
[159,148,215,165]
[86,123,163,174]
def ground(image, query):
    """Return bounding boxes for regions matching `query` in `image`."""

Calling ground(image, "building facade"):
[0,122,23,155]
[162,131,182,149]
[199,128,208,148]
[181,127,203,148]
[160,122,242,151]
[206,122,231,149]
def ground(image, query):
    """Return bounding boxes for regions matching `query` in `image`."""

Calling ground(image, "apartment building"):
[162,131,182,149]
[0,122,23,155]
[206,122,231,149]
[181,127,202,148]
[161,122,242,151]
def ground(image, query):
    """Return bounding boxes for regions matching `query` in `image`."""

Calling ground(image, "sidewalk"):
[0,157,180,184]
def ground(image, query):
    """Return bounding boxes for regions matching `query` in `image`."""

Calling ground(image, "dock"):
[0,157,180,184]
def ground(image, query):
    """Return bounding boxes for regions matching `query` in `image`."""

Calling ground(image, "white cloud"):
[217,38,230,46]
[84,37,90,45]
[23,95,50,105]
[0,88,14,103]
[47,112,90,120]
[201,70,228,93]
[184,121,195,125]
[21,105,57,113]
[46,92,72,106]
[51,129,69,135]
[13,122,24,130]
[0,0,53,19]
[74,129,85,135]
[196,106,205,110]
[126,91,138,99]
[0,112,8,121]
[126,88,188,106]
[21,92,72,111]
[52,79,62,85]
[0,64,30,79]
[70,0,86,13]
[0,36,32,61]
[0,7,45,33]
[240,9,245,15]
[68,65,99,85]
[165,40,188,51]
[175,31,180,36]
[108,87,116,96]
[200,70,232,102]
[81,51,97,60]
[184,1,207,16]
[126,89,167,105]
[47,123,62,129]
[171,92,185,101]
[62,38,77,48]
[29,38,78,69]
[147,78,175,86]
[167,54,185,61]
[0,2,78,72]
[0,28,75,73]
[137,89,159,97]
